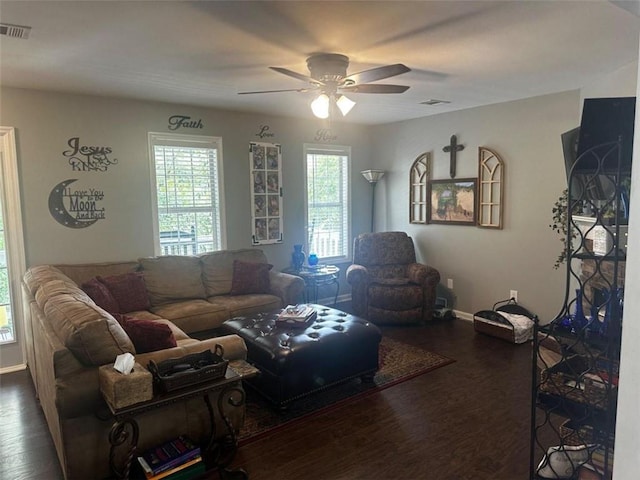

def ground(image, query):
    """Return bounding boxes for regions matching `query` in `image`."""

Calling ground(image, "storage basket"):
[148,345,228,393]
[473,298,536,344]
[559,419,615,451]
[538,358,615,410]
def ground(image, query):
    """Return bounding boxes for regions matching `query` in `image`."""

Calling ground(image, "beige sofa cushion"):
[201,249,268,296]
[54,261,140,287]
[139,256,206,306]
[35,279,90,310]
[151,299,229,333]
[23,265,75,295]
[44,294,135,366]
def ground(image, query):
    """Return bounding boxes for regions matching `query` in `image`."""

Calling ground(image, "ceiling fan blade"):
[238,87,312,95]
[269,66,323,85]
[339,84,410,94]
[343,64,411,85]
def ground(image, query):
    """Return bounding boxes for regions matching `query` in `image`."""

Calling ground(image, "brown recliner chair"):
[346,231,441,324]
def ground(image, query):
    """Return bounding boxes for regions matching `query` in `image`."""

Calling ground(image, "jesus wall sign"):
[428,178,477,225]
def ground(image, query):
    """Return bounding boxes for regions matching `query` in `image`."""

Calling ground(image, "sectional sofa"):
[21,248,304,480]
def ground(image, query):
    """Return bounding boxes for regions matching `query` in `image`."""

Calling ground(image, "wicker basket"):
[148,345,228,393]
[559,419,595,446]
[538,356,616,409]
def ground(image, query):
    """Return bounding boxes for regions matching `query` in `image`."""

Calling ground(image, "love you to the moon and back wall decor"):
[48,137,115,228]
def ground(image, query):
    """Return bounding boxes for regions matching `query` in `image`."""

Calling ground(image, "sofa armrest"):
[136,334,247,365]
[269,270,305,306]
[346,264,370,285]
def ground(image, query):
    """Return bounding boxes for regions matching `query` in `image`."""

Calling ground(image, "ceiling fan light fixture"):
[336,95,355,116]
[311,93,330,118]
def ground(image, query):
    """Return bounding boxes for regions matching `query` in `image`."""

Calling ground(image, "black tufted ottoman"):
[222,305,382,408]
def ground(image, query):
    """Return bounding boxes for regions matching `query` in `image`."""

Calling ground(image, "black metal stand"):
[106,361,258,480]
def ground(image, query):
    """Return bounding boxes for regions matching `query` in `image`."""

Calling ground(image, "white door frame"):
[0,126,27,372]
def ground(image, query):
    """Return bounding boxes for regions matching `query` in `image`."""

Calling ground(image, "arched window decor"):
[409,152,431,224]
[477,147,504,229]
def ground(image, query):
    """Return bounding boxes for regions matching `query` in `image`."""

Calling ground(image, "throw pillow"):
[114,314,177,354]
[230,260,273,295]
[98,272,151,313]
[81,277,121,314]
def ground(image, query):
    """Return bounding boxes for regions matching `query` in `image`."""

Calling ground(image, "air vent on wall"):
[0,23,31,39]
[420,99,451,106]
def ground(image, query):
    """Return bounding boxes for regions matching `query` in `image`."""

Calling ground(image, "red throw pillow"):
[230,260,273,295]
[114,314,177,354]
[98,272,150,313]
[81,277,120,314]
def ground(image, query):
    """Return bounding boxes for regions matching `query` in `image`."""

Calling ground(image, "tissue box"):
[99,362,153,410]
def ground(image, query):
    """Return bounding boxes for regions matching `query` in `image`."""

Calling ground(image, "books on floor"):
[276,304,317,325]
[137,435,204,479]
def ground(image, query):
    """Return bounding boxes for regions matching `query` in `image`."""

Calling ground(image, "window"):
[0,127,26,348]
[304,144,351,261]
[149,133,226,255]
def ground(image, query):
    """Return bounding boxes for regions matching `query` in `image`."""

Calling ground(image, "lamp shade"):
[336,95,356,116]
[311,94,330,119]
[361,169,386,183]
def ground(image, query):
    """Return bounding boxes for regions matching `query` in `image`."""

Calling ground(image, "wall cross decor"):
[442,134,465,178]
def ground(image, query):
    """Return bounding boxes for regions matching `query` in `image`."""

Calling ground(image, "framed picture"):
[428,178,477,225]
[250,142,283,244]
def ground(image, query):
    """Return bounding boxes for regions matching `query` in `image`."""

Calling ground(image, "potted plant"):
[549,189,582,269]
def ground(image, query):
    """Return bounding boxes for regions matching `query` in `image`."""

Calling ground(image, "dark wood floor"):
[0,316,533,480]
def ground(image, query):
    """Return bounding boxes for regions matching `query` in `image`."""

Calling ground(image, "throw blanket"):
[476,312,534,344]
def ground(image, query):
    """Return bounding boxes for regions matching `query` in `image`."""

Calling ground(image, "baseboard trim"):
[0,363,27,375]
[454,310,474,322]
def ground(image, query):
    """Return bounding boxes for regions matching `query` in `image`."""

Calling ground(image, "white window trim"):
[303,143,352,263]
[148,132,227,255]
[0,127,26,353]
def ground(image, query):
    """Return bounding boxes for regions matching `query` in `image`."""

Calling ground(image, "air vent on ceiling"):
[0,23,31,39]
[421,99,451,106]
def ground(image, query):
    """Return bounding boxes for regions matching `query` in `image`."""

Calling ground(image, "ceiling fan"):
[238,53,411,118]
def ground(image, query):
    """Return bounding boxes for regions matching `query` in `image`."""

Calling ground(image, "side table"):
[102,359,258,480]
[284,264,340,305]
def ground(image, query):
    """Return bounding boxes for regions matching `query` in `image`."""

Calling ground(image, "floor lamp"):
[361,169,386,232]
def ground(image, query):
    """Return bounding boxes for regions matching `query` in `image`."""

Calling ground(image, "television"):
[575,97,635,174]
[561,126,614,201]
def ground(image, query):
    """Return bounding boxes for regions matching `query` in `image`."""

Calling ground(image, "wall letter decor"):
[48,179,106,228]
[63,137,118,172]
[250,142,283,244]
[477,147,504,229]
[410,152,431,224]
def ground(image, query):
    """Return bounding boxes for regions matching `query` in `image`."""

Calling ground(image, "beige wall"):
[369,91,580,321]
[0,87,372,271]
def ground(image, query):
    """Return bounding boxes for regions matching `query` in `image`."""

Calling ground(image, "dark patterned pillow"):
[114,314,177,354]
[81,277,120,314]
[98,272,150,313]
[230,260,273,295]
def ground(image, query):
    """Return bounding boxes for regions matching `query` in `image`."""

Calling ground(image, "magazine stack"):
[276,304,317,326]
[137,435,205,480]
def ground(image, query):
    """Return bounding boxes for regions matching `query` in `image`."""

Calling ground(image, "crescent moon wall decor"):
[48,179,105,228]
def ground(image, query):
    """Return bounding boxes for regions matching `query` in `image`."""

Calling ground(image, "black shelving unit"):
[530,138,628,480]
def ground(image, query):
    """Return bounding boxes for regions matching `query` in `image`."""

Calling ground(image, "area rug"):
[238,336,455,445]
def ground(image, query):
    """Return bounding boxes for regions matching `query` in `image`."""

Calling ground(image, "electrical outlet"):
[510,290,518,302]
[447,278,454,289]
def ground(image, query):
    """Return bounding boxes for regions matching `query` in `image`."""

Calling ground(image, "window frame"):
[303,143,352,263]
[0,126,26,350]
[148,132,227,256]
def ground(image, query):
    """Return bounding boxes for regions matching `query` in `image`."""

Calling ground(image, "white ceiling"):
[1,0,639,125]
